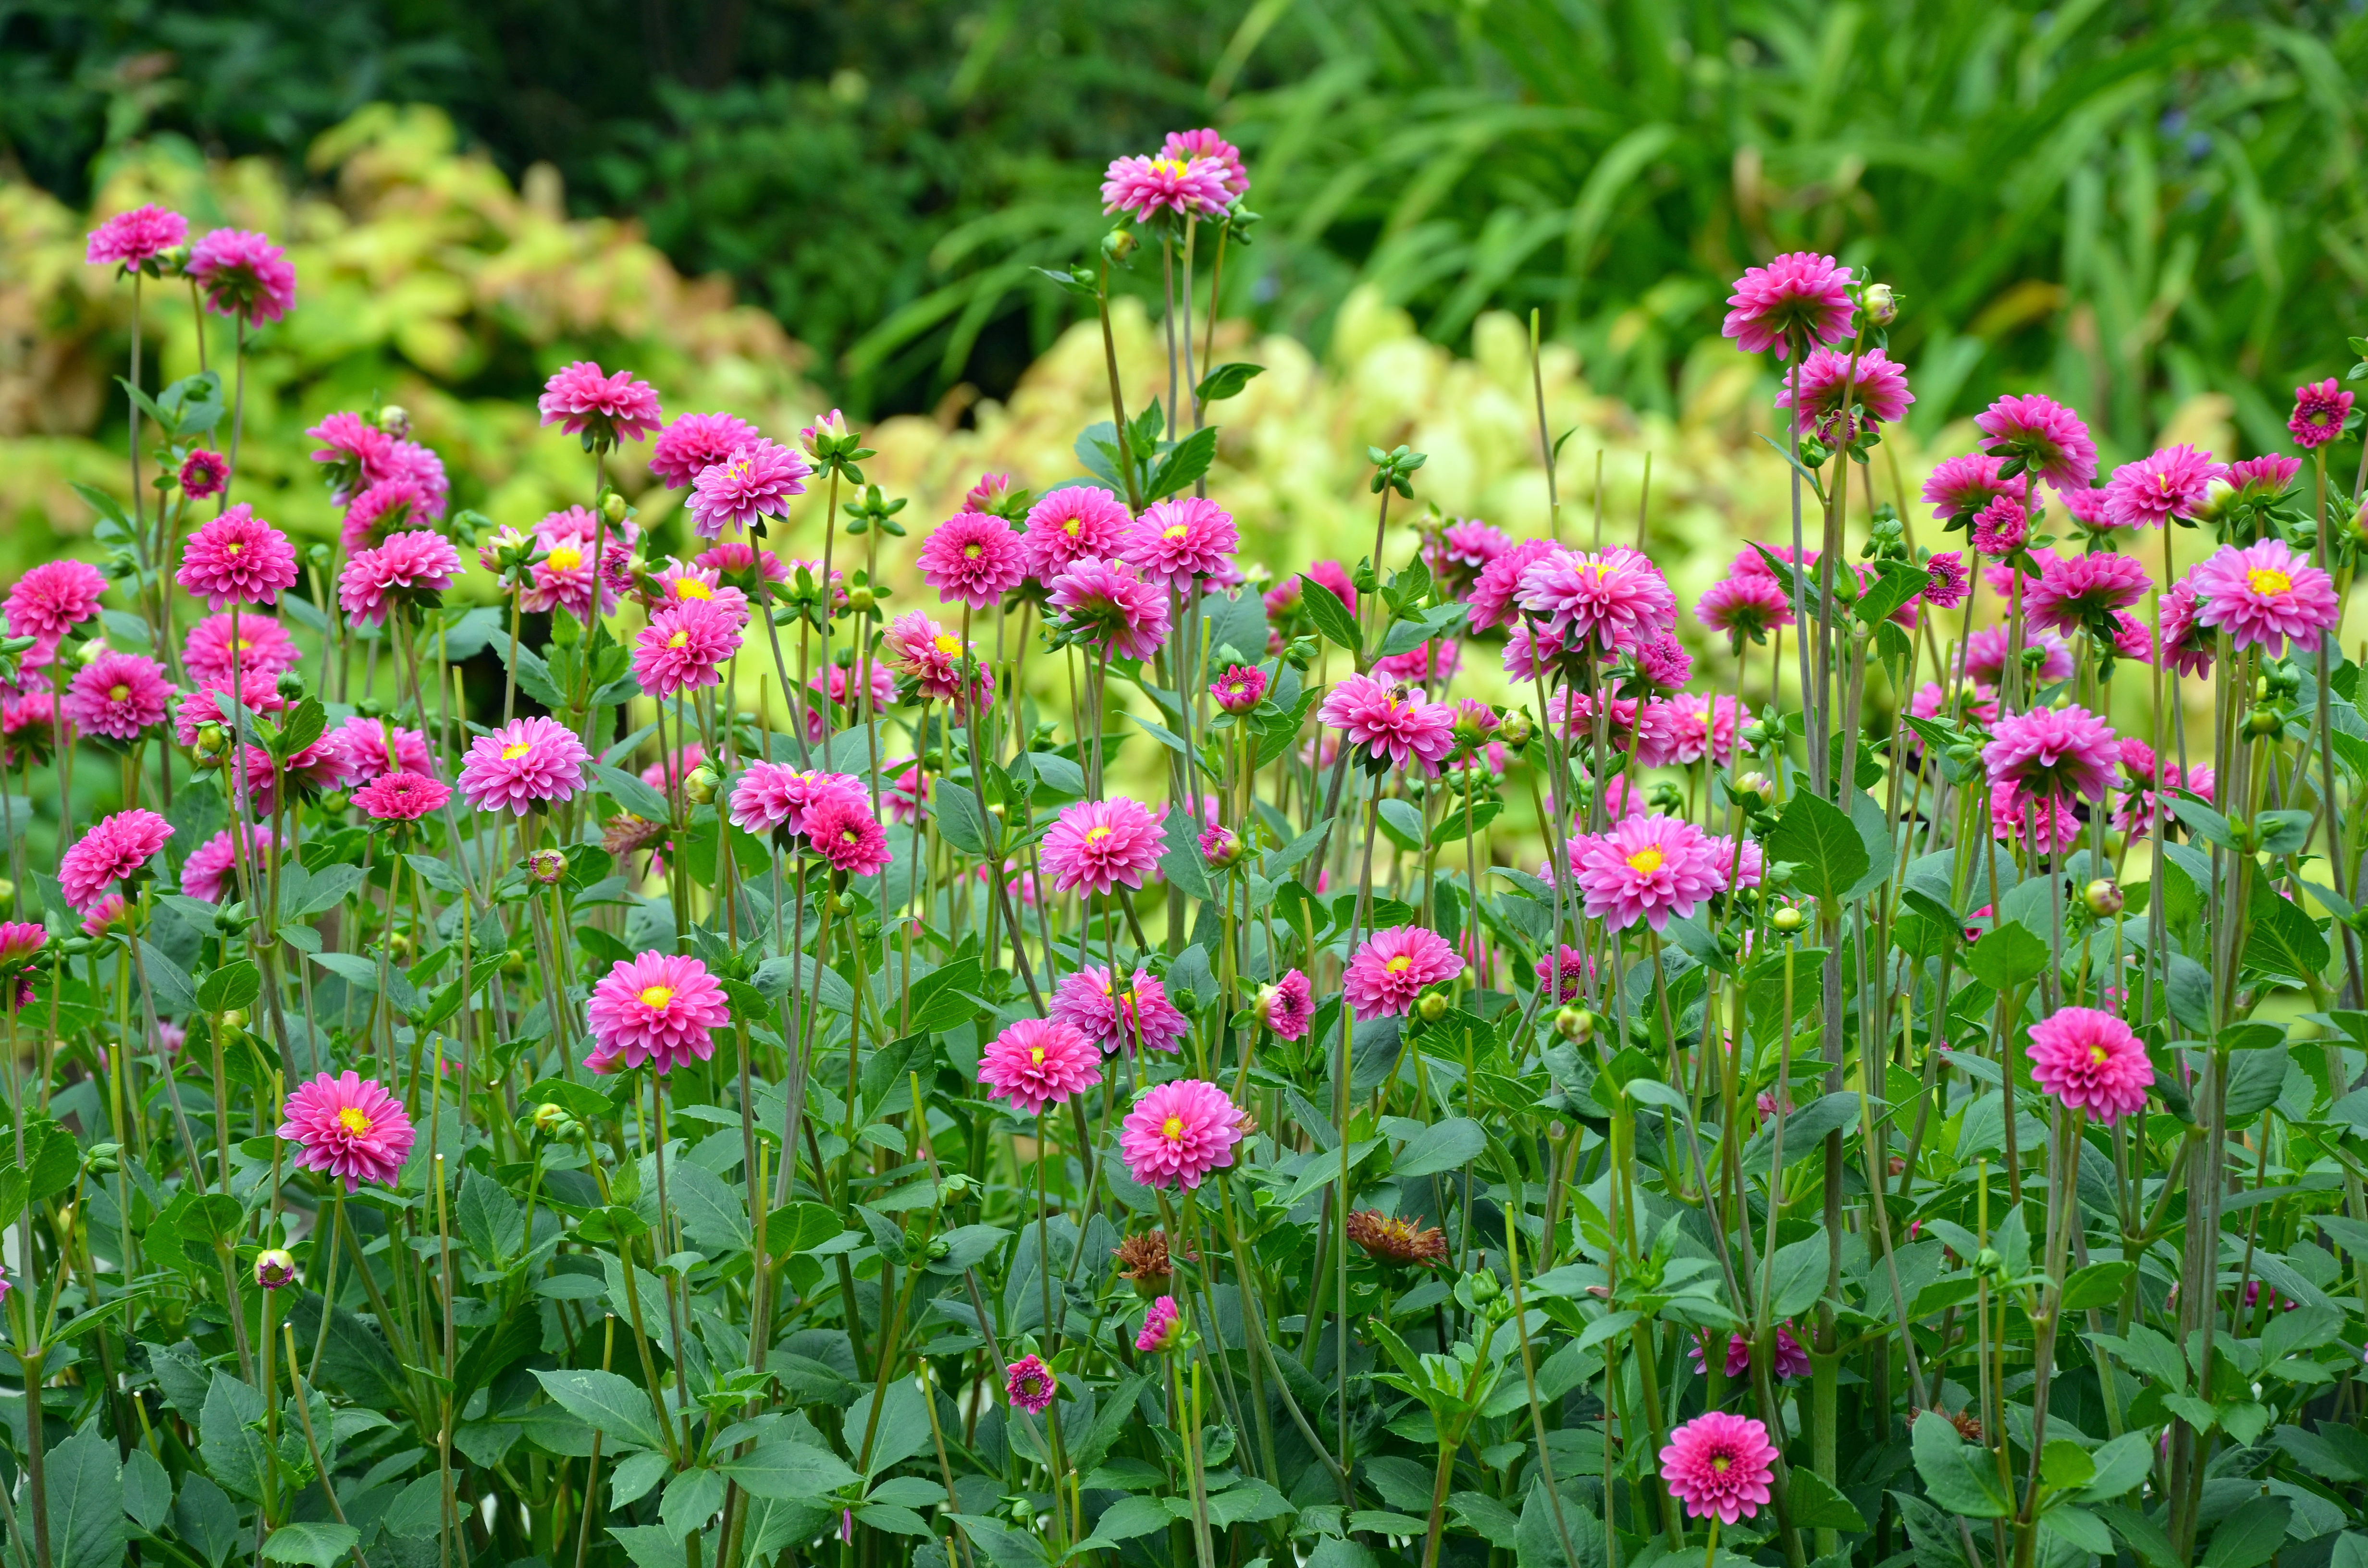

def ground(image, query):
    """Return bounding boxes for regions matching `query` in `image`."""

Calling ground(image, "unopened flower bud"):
[2246,706,2283,737]
[255,1249,297,1289]
[193,722,227,760]
[319,790,349,814]
[83,1142,122,1176]
[683,766,719,805]
[1463,1269,1502,1306]
[1863,282,1898,326]
[1554,1006,1595,1041]
[846,585,876,614]
[214,1007,249,1036]
[1736,771,1772,800]
[275,671,306,701]
[1772,905,1807,933]
[601,492,629,526]
[74,638,106,667]
[1498,712,1534,751]
[1100,228,1137,265]
[526,848,568,886]
[1416,991,1449,1024]
[375,404,411,439]
[0,879,16,909]
[2083,878,2123,918]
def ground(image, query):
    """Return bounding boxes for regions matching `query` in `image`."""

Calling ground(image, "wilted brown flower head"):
[1346,1210,1448,1268]
[603,813,668,860]
[1113,1228,1195,1283]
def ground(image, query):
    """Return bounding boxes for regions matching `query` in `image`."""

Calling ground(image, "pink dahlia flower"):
[1569,815,1722,933]
[1126,497,1238,590]
[521,535,614,622]
[1922,551,1969,610]
[1005,1355,1058,1413]
[1102,155,1232,222]
[1343,925,1465,1019]
[1258,969,1314,1041]
[799,660,898,743]
[1319,674,1457,772]
[650,411,761,489]
[1920,453,2010,522]
[86,205,187,269]
[2189,539,2340,654]
[1962,626,2071,686]
[728,764,863,836]
[586,951,730,1075]
[60,808,173,909]
[695,540,792,589]
[279,1072,415,1191]
[338,477,432,552]
[1162,129,1249,197]
[182,613,298,686]
[354,771,451,822]
[1536,944,1592,1002]
[1659,1411,1778,1524]
[63,652,171,741]
[1516,546,1676,655]
[458,716,589,815]
[178,505,298,608]
[633,597,742,698]
[1696,574,1793,640]
[1991,785,2081,854]
[327,716,433,783]
[187,229,296,323]
[1047,556,1171,660]
[1985,546,2057,600]
[1120,1078,1246,1189]
[538,361,664,448]
[6,560,109,643]
[1052,965,1189,1054]
[178,449,231,500]
[2154,579,2216,677]
[1464,537,1558,632]
[2023,551,2149,636]
[1135,1294,1185,1353]
[172,673,283,746]
[1690,1324,1811,1382]
[1023,486,1134,578]
[1969,493,2028,559]
[1773,344,1913,435]
[1433,518,1513,578]
[1984,705,2117,802]
[2104,445,2224,529]
[1721,253,1854,358]
[2290,378,2354,450]
[687,440,811,538]
[1209,663,1268,713]
[1976,393,2097,491]
[802,792,893,875]
[918,511,1027,610]
[380,441,450,522]
[1370,638,1459,688]
[1630,633,1691,692]
[959,470,1024,517]
[1042,797,1165,896]
[179,825,273,903]
[1663,694,1743,768]
[2223,453,2301,502]
[881,612,989,711]
[977,1017,1102,1115]
[339,529,463,626]
[1909,679,1999,733]
[79,894,131,938]
[651,561,749,627]
[2026,1005,2153,1122]
[305,412,391,502]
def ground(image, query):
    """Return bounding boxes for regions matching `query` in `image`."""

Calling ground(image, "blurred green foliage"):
[9,0,2368,458]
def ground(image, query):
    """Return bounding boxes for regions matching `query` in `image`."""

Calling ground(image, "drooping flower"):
[86,205,188,269]
[977,1018,1103,1115]
[918,511,1027,610]
[585,952,731,1075]
[1005,1356,1058,1413]
[2023,551,2150,637]
[1052,965,1190,1054]
[1346,1211,1450,1269]
[178,449,232,500]
[6,560,109,643]
[354,771,451,822]
[2026,1006,2153,1122]
[1658,1411,1779,1524]
[0,922,44,1009]
[1976,393,2097,490]
[1921,551,1969,610]
[1535,944,1593,1002]
[1772,345,1913,434]
[80,892,134,937]
[278,1072,416,1191]
[458,717,590,815]
[1022,486,1134,578]
[63,652,171,741]
[2104,445,2224,529]
[2290,378,2354,450]
[177,505,299,608]
[1969,494,2028,559]
[1126,497,1238,590]
[1516,546,1677,655]
[1319,674,1457,771]
[1162,128,1250,197]
[1343,925,1465,1018]
[1922,453,2014,522]
[633,598,742,698]
[1695,574,1793,641]
[59,808,173,910]
[1041,797,1165,897]
[649,411,761,489]
[686,440,811,538]
[182,613,298,686]
[2189,539,2340,654]
[1120,1078,1246,1189]
[1569,815,1722,933]
[1984,705,2117,802]
[1257,969,1313,1041]
[1210,663,1269,713]
[186,229,297,323]
[1102,155,1233,222]
[802,792,893,875]
[1721,253,1854,358]
[1465,537,1560,632]
[537,361,664,448]
[179,825,274,903]
[1135,1295,1186,1352]
[339,530,463,626]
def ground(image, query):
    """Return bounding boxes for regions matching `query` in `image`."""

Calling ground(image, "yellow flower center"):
[1029,1044,1046,1066]
[2091,1043,2109,1065]
[1162,1115,1186,1141]
[1712,1456,1731,1474]
[1063,518,1082,536]
[674,579,712,600]
[1085,825,1112,843]
[1385,955,1413,974]
[548,546,582,572]
[666,630,690,649]
[336,1106,372,1137]
[108,684,129,702]
[233,638,250,651]
[500,741,532,760]
[934,633,963,656]
[2247,567,2293,596]
[963,543,983,560]
[1154,158,1190,179]
[640,985,675,1008]
[1627,847,1666,875]
[1162,524,1188,541]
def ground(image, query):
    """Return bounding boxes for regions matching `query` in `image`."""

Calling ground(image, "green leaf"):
[1431,799,1502,846]
[667,1159,752,1252]
[2201,1496,2292,1568]
[2243,882,2329,982]
[261,1524,359,1568]
[1300,579,1361,655]
[198,1371,270,1502]
[1910,1409,2013,1518]
[716,1436,860,1500]
[2075,1432,2155,1501]
[934,781,993,856]
[1078,1494,1172,1551]
[2038,1439,2094,1490]
[1784,1467,1865,1531]
[2223,1043,2292,1122]
[45,1429,125,1568]
[1143,426,1219,502]
[173,1476,241,1568]
[591,763,671,822]
[661,1468,728,1538]
[195,960,261,1012]
[1965,920,2051,992]
[1392,1117,1486,1179]
[1765,789,1868,906]
[456,1168,525,1262]
[530,1368,668,1451]
[122,1446,171,1532]
[1194,362,1265,403]
[1376,798,1427,854]
[2060,1261,2133,1312]
[1766,1229,1829,1319]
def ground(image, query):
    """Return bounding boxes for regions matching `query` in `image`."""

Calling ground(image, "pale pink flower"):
[2024,551,2149,636]
[63,652,171,741]
[585,952,730,1075]
[2026,1006,2152,1122]
[1161,129,1249,197]
[177,505,297,608]
[354,771,451,822]
[1126,497,1237,589]
[86,205,187,268]
[1721,253,1854,357]
[1976,393,2097,490]
[60,808,172,910]
[1102,155,1232,221]
[1773,345,1912,435]
[1695,574,1792,640]
[978,1018,1102,1115]
[687,440,810,538]
[1041,797,1164,896]
[2104,445,2224,529]
[918,512,1026,609]
[458,717,589,815]
[633,598,742,698]
[1135,1294,1185,1353]
[649,411,761,489]
[1047,557,1170,660]
[728,764,864,836]
[1569,815,1722,933]
[538,361,664,448]
[1052,965,1189,1054]
[6,560,108,642]
[2290,379,2354,450]
[1922,453,2013,521]
[278,1072,415,1191]
[1005,1356,1058,1413]
[1023,486,1134,578]
[2190,539,2340,654]
[1432,519,1512,580]
[187,229,296,323]
[1343,925,1465,1019]
[802,793,893,875]
[1258,970,1313,1041]
[339,529,463,626]
[1320,674,1457,771]
[1120,1079,1246,1189]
